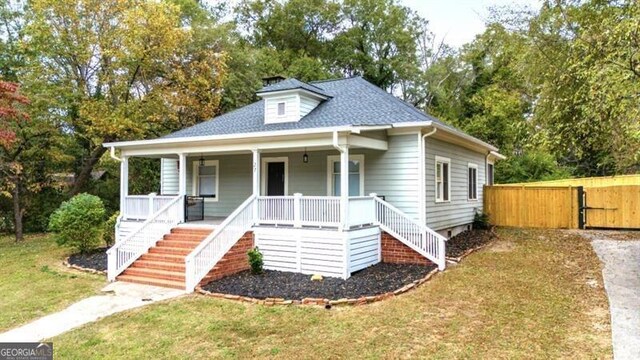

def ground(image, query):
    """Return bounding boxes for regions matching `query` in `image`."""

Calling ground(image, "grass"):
[51,228,612,359]
[0,233,106,332]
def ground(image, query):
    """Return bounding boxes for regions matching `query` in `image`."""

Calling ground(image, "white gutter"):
[109,146,122,162]
[419,127,437,226]
[489,151,507,160]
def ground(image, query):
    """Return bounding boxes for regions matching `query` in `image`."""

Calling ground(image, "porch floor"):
[180,216,226,227]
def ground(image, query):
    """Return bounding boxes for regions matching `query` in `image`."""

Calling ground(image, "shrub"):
[247,247,264,274]
[473,211,491,230]
[103,211,120,247]
[48,193,106,253]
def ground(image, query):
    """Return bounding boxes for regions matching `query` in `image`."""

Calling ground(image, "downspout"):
[419,127,437,226]
[109,146,122,162]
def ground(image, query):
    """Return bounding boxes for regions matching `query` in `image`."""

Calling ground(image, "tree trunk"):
[69,145,108,196]
[11,181,23,242]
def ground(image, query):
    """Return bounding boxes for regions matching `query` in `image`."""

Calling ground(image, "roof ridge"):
[309,76,360,84]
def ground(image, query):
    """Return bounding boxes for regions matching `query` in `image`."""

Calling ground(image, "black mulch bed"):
[446,229,495,258]
[67,247,108,272]
[202,262,436,300]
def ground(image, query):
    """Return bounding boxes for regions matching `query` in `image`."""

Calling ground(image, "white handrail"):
[107,196,182,281]
[185,195,257,291]
[373,196,446,270]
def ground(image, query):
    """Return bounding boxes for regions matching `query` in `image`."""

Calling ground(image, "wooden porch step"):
[162,234,208,242]
[156,240,201,249]
[122,267,185,281]
[148,247,192,256]
[139,253,185,263]
[131,260,186,272]
[117,274,184,290]
[171,228,214,235]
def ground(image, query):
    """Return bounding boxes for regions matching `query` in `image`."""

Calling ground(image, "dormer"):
[257,78,331,124]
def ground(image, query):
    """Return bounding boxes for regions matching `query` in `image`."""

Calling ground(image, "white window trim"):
[468,162,478,201]
[326,154,365,197]
[434,155,451,203]
[192,159,219,202]
[261,157,289,196]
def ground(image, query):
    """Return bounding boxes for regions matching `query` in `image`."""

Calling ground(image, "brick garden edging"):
[63,258,107,276]
[195,267,439,307]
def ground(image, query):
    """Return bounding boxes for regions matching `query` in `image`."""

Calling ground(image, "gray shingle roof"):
[163,77,448,139]
[256,78,332,98]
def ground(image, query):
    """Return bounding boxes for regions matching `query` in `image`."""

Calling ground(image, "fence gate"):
[583,185,640,229]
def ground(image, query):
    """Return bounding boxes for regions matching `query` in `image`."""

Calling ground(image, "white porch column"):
[120,156,129,215]
[340,146,349,230]
[178,153,187,221]
[252,149,261,221]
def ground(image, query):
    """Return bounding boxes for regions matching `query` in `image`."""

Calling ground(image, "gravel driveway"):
[588,231,640,360]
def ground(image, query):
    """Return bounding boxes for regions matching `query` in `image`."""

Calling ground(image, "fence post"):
[293,193,302,228]
[147,192,156,218]
[438,237,446,271]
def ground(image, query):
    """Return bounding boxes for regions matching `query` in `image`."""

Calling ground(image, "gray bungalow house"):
[104,76,504,291]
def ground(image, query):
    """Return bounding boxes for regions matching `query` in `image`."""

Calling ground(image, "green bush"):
[473,211,491,230]
[104,211,120,247]
[48,193,106,253]
[247,247,264,274]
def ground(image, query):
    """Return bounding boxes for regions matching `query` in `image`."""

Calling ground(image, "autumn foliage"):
[0,81,29,149]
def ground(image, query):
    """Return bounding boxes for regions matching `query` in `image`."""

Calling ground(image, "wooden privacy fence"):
[484,185,640,229]
[501,174,640,188]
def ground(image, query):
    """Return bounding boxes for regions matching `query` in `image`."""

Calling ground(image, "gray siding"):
[425,137,486,230]
[160,158,179,195]
[186,154,253,217]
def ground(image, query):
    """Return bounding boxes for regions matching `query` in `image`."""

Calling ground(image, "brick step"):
[117,274,184,290]
[139,253,185,263]
[171,228,214,235]
[156,240,201,249]
[148,247,191,256]
[131,260,186,272]
[122,267,185,281]
[163,234,209,242]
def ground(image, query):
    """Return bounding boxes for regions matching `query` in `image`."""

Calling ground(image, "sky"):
[401,0,542,48]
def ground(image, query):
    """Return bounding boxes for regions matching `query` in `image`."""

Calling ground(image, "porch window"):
[327,155,364,196]
[193,160,219,200]
[435,156,450,202]
[468,163,478,200]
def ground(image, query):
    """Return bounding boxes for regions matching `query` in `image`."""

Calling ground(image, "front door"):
[266,161,285,196]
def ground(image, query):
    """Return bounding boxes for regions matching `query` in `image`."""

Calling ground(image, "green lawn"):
[51,229,612,359]
[0,233,106,332]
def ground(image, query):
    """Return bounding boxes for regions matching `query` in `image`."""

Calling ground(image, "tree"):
[23,0,227,195]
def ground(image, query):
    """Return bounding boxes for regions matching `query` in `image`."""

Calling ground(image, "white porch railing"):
[107,196,182,281]
[373,196,446,270]
[257,195,341,227]
[122,194,177,220]
[185,195,257,291]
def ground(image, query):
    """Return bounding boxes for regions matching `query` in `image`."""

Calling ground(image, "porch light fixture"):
[199,154,205,167]
[303,148,309,163]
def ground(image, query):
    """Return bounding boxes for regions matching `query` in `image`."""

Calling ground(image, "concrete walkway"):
[0,282,184,342]
[588,232,640,360]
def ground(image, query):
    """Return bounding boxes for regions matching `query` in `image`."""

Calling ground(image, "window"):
[435,156,450,202]
[487,163,494,185]
[277,102,285,116]
[327,155,364,196]
[192,160,219,201]
[468,163,478,200]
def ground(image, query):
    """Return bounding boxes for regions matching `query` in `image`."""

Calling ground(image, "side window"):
[327,155,364,196]
[468,163,478,200]
[487,163,494,185]
[435,156,450,202]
